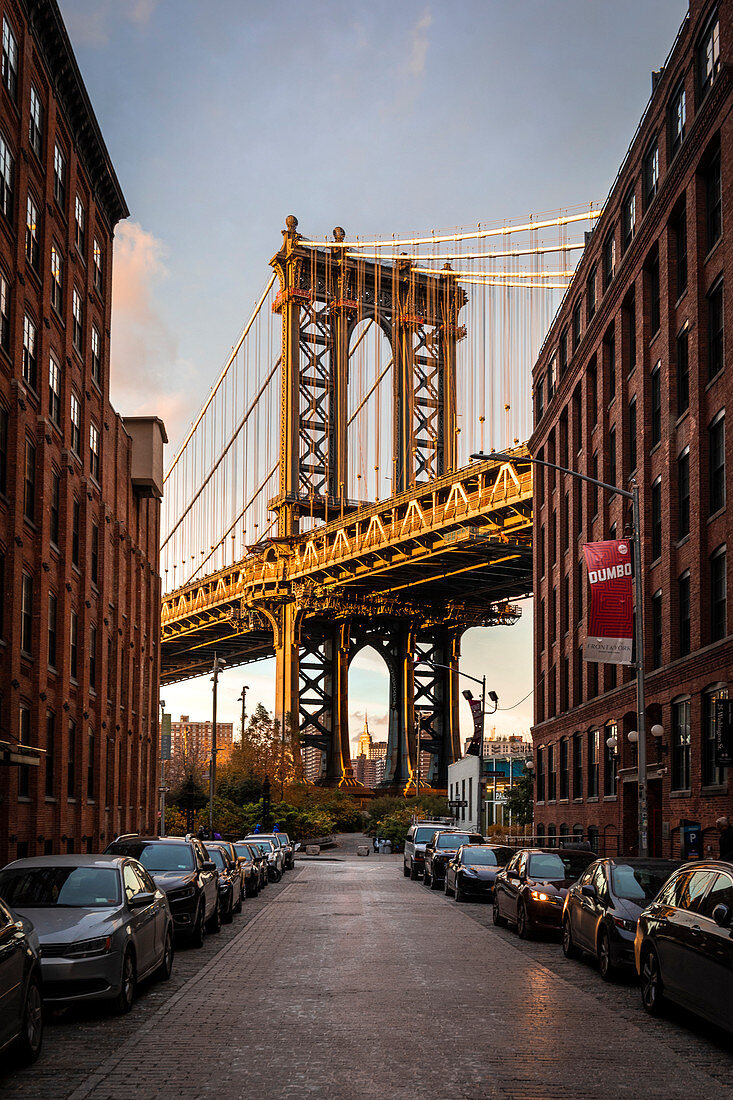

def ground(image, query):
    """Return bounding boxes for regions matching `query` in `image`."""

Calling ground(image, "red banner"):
[465,697,484,756]
[583,539,633,665]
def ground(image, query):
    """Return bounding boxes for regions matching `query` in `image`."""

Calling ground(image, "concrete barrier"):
[357,845,370,857]
[305,844,321,856]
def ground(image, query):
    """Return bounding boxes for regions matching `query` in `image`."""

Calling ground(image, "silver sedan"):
[0,855,174,1014]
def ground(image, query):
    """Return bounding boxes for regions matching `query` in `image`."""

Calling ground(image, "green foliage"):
[504,770,534,826]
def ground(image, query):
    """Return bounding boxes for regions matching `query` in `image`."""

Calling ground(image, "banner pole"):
[632,482,649,858]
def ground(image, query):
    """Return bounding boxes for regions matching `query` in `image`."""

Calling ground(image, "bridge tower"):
[269,216,467,789]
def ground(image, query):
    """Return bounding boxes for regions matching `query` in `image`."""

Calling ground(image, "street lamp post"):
[159,699,167,838]
[238,685,249,738]
[472,450,648,857]
[209,654,226,838]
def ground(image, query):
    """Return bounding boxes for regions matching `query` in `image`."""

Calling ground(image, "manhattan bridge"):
[159,207,600,790]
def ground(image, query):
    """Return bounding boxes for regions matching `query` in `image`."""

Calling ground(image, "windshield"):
[107,841,195,872]
[415,827,440,843]
[232,845,252,860]
[461,848,498,866]
[250,841,274,854]
[437,834,479,849]
[529,852,591,880]
[611,864,671,902]
[0,866,121,908]
[208,849,227,870]
[278,835,291,845]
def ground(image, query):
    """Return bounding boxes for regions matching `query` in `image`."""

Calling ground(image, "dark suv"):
[104,836,219,947]
[423,830,483,890]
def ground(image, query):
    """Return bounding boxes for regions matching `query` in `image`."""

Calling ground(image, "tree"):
[504,770,534,827]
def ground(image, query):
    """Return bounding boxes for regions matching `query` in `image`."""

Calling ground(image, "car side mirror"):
[294,842,301,851]
[581,884,597,900]
[203,861,216,872]
[712,903,732,929]
[129,891,156,909]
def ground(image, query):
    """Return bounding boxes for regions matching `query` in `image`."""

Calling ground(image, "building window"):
[609,426,617,491]
[650,362,661,446]
[625,292,636,372]
[678,570,691,657]
[708,278,724,380]
[587,265,596,321]
[48,591,57,669]
[45,711,55,798]
[74,196,86,257]
[648,249,660,335]
[589,364,597,426]
[22,314,38,392]
[536,747,545,802]
[710,545,727,642]
[93,239,103,294]
[0,406,6,497]
[671,698,691,791]
[53,144,66,209]
[572,301,581,353]
[72,498,80,567]
[576,559,583,623]
[0,133,13,220]
[602,230,615,290]
[50,469,60,545]
[559,327,568,376]
[29,85,43,159]
[677,327,689,415]
[591,450,599,516]
[89,625,97,691]
[91,325,101,385]
[674,209,687,299]
[603,723,617,797]
[21,573,33,654]
[90,422,100,481]
[87,728,95,800]
[24,438,35,523]
[703,685,728,786]
[0,271,8,351]
[622,186,636,252]
[651,476,662,560]
[559,737,569,800]
[72,288,83,353]
[698,9,720,101]
[18,706,30,798]
[642,138,659,208]
[678,447,690,540]
[651,590,663,668]
[26,193,39,270]
[91,522,99,585]
[588,729,599,798]
[547,744,556,801]
[628,396,637,474]
[2,17,18,101]
[50,244,63,313]
[709,410,725,515]
[606,327,616,399]
[67,719,76,798]
[70,610,78,681]
[669,80,686,156]
[573,732,583,798]
[70,392,81,455]
[49,353,61,425]
[706,146,722,252]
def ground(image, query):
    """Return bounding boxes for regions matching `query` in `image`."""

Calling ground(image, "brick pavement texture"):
[4,838,733,1100]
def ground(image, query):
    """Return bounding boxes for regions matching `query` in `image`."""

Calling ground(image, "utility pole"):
[238,685,249,738]
[472,450,649,858]
[209,653,226,838]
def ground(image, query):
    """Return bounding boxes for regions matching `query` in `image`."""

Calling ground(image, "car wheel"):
[113,948,136,1014]
[640,946,665,1016]
[157,927,174,981]
[271,867,282,883]
[403,860,410,877]
[206,899,222,934]
[597,929,615,981]
[190,901,205,949]
[562,916,580,959]
[410,861,419,881]
[492,896,506,926]
[517,900,532,940]
[16,972,43,1064]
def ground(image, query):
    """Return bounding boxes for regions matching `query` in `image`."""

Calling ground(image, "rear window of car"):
[461,848,498,866]
[106,841,195,872]
[437,833,480,848]
[529,851,593,879]
[208,849,227,870]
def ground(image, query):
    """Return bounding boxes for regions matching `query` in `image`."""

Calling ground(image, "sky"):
[58,0,688,750]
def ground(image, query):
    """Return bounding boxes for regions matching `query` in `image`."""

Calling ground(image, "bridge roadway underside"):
[160,454,533,789]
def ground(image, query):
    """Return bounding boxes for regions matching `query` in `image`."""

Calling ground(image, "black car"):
[444,844,513,902]
[562,857,681,980]
[105,836,219,947]
[493,848,595,938]
[234,842,267,892]
[0,897,43,1065]
[206,844,243,922]
[635,859,733,1033]
[423,831,484,890]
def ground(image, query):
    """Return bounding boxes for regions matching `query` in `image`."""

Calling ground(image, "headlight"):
[613,916,637,932]
[66,936,112,958]
[462,868,478,877]
[531,890,549,902]
[168,885,196,901]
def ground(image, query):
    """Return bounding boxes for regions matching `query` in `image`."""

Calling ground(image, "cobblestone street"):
[3,837,732,1100]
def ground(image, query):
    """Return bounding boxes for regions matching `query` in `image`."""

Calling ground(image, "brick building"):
[530,0,733,858]
[170,715,235,767]
[0,0,166,866]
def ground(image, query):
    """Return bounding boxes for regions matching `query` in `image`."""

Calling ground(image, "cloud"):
[407,8,432,79]
[61,0,159,47]
[110,221,191,437]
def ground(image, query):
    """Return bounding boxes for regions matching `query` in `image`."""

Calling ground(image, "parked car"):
[0,855,174,1014]
[423,831,483,890]
[275,833,296,869]
[253,833,290,872]
[0,897,43,1063]
[104,836,219,947]
[444,844,513,902]
[635,859,733,1033]
[493,848,595,938]
[232,842,266,894]
[404,822,457,880]
[244,838,283,881]
[562,857,681,980]
[214,840,255,897]
[206,844,243,922]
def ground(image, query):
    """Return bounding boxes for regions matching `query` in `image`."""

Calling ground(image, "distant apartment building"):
[301,741,324,783]
[171,715,235,766]
[353,715,388,787]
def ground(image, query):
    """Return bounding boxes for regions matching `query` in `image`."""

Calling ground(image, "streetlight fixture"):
[208,654,226,837]
[472,448,649,857]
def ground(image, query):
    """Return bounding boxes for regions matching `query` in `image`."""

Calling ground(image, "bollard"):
[357,845,370,857]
